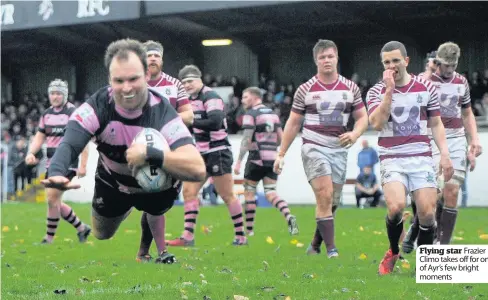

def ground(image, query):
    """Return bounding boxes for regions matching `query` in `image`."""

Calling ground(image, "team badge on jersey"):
[417,94,423,104]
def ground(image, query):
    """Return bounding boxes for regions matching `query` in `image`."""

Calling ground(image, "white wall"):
[63,132,488,207]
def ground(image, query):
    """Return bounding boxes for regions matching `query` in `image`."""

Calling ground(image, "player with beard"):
[143,40,193,126]
[25,79,91,244]
[402,42,482,253]
[233,87,299,236]
[274,40,369,258]
[166,65,248,247]
[137,40,195,261]
[367,41,454,275]
[42,39,206,263]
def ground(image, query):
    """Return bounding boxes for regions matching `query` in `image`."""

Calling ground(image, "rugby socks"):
[244,200,257,233]
[227,198,246,241]
[386,214,403,255]
[182,198,199,241]
[44,203,61,242]
[310,226,323,249]
[418,223,435,247]
[435,198,443,235]
[268,191,291,221]
[439,207,458,244]
[60,203,86,232]
[138,212,153,256]
[147,214,167,254]
[317,217,336,252]
[312,206,338,249]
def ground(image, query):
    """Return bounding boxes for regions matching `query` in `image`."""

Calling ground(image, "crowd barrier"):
[2,132,487,207]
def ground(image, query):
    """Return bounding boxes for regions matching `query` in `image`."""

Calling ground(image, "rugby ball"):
[132,128,172,192]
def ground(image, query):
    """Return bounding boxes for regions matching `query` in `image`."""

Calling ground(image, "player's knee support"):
[438,170,465,190]
[332,190,342,206]
[263,183,277,194]
[387,211,403,224]
[446,170,465,186]
[418,213,435,227]
[244,182,257,193]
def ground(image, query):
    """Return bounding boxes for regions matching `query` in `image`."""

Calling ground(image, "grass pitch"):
[2,203,488,300]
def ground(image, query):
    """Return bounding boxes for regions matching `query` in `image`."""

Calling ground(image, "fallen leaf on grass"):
[452,236,464,241]
[359,226,364,231]
[359,253,367,260]
[14,226,18,231]
[373,231,383,235]
[479,234,488,240]
[402,261,410,269]
[266,236,274,244]
[165,233,172,237]
[2,226,9,232]
[124,229,136,234]
[290,239,298,245]
[86,241,94,246]
[273,294,291,300]
[263,261,270,271]
[302,273,315,279]
[201,225,211,234]
[16,239,24,244]
[199,273,205,279]
[13,274,19,277]
[341,288,350,293]
[261,286,275,292]
[296,243,304,248]
[201,280,208,285]
[234,296,249,300]
[63,238,73,242]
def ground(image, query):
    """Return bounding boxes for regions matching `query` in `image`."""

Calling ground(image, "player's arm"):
[352,107,369,136]
[462,107,479,147]
[429,115,454,180]
[236,113,256,163]
[177,103,194,126]
[161,144,206,182]
[176,81,194,126]
[237,129,255,162]
[25,131,46,165]
[460,81,482,157]
[279,111,303,157]
[368,87,392,131]
[147,116,206,182]
[43,101,101,189]
[193,97,225,131]
[77,144,90,177]
[369,71,395,131]
[277,127,283,145]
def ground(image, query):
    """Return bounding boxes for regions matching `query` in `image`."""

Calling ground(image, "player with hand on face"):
[42,39,206,263]
[274,39,369,258]
[367,41,453,275]
[402,42,482,253]
[25,79,91,245]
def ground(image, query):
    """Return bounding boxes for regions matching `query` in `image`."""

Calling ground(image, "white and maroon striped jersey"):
[423,72,471,139]
[366,75,440,161]
[147,72,190,111]
[291,75,364,149]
